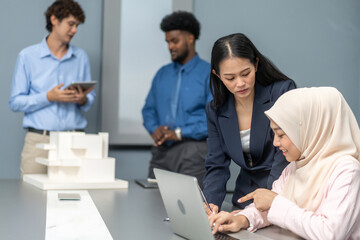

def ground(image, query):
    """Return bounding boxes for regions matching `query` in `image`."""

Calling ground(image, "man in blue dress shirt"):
[9,0,95,177]
[142,11,212,186]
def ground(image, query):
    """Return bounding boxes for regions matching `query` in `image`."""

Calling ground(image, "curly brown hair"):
[45,0,85,32]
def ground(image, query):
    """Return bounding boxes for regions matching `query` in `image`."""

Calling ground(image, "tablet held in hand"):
[65,81,96,91]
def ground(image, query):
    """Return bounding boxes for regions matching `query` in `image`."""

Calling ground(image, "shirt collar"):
[174,53,200,73]
[39,35,75,60]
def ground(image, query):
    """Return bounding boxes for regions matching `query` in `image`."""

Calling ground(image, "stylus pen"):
[198,185,212,213]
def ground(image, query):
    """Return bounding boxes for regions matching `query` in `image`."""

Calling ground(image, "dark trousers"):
[148,140,207,188]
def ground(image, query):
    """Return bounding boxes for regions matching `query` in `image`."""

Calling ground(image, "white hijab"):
[265,87,360,211]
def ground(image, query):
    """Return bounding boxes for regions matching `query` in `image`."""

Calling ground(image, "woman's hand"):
[208,211,249,234]
[204,203,219,216]
[238,188,278,212]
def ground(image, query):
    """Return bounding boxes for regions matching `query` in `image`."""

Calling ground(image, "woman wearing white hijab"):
[209,87,360,239]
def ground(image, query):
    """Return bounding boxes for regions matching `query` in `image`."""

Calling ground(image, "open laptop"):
[154,168,268,240]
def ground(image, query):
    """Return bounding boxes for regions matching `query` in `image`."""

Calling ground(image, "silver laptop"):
[155,168,301,240]
[154,168,271,240]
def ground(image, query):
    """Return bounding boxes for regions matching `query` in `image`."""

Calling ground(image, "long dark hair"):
[210,33,294,109]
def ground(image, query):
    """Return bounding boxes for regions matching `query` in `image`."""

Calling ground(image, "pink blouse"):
[238,159,360,240]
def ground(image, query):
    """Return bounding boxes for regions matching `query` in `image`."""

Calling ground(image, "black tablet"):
[65,81,96,91]
[135,179,158,189]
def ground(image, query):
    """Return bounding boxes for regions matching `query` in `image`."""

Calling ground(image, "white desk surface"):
[0,180,302,240]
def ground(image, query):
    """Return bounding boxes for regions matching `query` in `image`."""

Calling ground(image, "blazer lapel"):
[250,83,272,166]
[218,96,244,164]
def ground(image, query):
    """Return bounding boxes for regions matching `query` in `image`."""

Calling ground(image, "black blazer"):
[203,80,296,208]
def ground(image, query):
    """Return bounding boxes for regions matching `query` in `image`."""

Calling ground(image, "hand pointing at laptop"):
[207,188,277,234]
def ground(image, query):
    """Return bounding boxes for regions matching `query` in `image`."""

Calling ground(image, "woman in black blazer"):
[203,33,296,210]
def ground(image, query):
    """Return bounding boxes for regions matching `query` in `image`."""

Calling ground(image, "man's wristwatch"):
[175,127,182,141]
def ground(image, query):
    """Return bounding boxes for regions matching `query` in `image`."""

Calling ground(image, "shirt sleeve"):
[79,54,95,112]
[142,73,160,135]
[268,160,360,240]
[9,53,51,113]
[202,103,231,208]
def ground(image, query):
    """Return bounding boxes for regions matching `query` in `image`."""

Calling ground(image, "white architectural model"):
[23,132,128,190]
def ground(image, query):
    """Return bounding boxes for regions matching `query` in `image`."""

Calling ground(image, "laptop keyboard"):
[214,232,239,240]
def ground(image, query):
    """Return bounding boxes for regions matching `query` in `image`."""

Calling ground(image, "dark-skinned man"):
[142,11,211,187]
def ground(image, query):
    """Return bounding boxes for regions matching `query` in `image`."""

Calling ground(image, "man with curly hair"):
[9,0,95,178]
[142,11,211,187]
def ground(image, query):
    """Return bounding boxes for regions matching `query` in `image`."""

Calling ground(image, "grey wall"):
[1,0,359,180]
[194,0,360,119]
[0,0,102,179]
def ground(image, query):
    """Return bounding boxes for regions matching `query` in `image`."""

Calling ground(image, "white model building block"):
[99,132,109,158]
[35,143,57,161]
[47,158,115,182]
[23,175,128,190]
[23,131,128,190]
[71,134,103,159]
[56,132,86,160]
[36,157,82,167]
[48,149,57,161]
[35,143,56,150]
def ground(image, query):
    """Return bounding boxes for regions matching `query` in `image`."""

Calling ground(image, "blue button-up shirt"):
[9,36,95,131]
[142,54,211,140]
